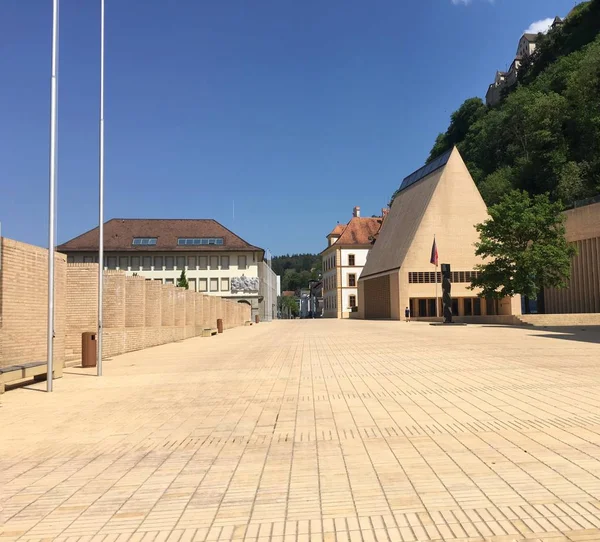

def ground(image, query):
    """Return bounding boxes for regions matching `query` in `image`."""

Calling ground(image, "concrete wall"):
[0,238,67,369]
[545,202,600,314]
[63,263,251,363]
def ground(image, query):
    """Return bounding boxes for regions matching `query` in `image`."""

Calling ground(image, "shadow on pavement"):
[487,325,600,345]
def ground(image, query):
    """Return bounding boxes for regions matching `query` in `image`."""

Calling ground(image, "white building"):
[321,207,384,318]
[58,218,268,318]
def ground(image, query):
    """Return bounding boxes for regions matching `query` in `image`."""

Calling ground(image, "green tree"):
[469,191,577,313]
[478,167,515,206]
[278,295,299,318]
[177,269,189,289]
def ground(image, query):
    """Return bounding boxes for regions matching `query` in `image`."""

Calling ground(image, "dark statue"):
[441,263,452,324]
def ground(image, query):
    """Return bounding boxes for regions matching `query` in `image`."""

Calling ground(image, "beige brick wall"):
[65,264,98,361]
[0,238,66,369]
[0,240,251,369]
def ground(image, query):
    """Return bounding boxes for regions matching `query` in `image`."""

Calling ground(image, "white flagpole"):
[97,0,105,376]
[47,0,59,392]
[434,235,439,318]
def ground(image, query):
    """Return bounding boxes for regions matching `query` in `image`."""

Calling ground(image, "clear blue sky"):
[0,0,577,256]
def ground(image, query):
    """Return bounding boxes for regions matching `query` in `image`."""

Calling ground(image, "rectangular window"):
[177,237,224,246]
[221,278,230,291]
[142,256,152,270]
[464,298,473,316]
[165,278,174,285]
[210,256,219,270]
[199,278,208,292]
[349,295,356,308]
[154,256,163,269]
[348,254,355,266]
[188,278,197,292]
[131,256,140,270]
[187,256,196,269]
[119,256,129,269]
[210,278,219,292]
[107,257,117,270]
[348,274,356,287]
[221,256,230,270]
[199,256,208,270]
[165,257,174,270]
[67,255,74,264]
[154,278,163,283]
[176,256,185,269]
[132,237,157,246]
[474,298,482,316]
[83,255,94,263]
[428,299,437,317]
[238,255,247,270]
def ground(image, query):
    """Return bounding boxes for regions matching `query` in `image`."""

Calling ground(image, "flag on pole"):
[430,237,439,266]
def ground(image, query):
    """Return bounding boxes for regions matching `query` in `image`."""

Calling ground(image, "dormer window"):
[132,237,157,246]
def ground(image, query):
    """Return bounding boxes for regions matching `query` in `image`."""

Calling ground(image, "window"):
[165,257,174,270]
[210,256,219,270]
[176,256,185,269]
[67,256,74,264]
[349,295,356,308]
[188,278,196,292]
[348,254,355,266]
[154,278,163,283]
[221,256,230,270]
[221,278,230,291]
[348,274,356,287]
[119,256,129,269]
[131,256,140,270]
[142,256,152,270]
[165,278,174,285]
[132,237,157,246]
[83,255,94,263]
[199,256,207,270]
[187,256,196,269]
[238,255,247,270]
[154,256,163,269]
[210,278,219,292]
[199,278,208,292]
[177,237,224,246]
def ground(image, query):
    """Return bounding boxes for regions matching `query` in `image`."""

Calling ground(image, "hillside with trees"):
[272,254,322,293]
[428,0,600,207]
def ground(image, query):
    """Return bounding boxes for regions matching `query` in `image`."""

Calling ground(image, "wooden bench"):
[201,328,218,337]
[0,362,63,394]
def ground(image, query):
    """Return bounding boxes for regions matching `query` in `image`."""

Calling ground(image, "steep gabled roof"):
[334,217,382,246]
[327,224,346,237]
[57,218,263,253]
[361,147,485,280]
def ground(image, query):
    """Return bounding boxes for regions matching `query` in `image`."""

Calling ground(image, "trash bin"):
[217,318,223,334]
[255,315,260,324]
[82,332,97,368]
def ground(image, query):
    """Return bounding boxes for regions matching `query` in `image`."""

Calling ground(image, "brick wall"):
[63,264,250,363]
[0,239,251,369]
[0,238,67,369]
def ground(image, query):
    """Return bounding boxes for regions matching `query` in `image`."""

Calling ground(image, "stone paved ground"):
[2,320,600,542]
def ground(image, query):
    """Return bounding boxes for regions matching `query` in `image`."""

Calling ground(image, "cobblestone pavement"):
[2,320,600,542]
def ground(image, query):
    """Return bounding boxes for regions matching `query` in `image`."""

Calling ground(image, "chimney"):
[353,206,361,218]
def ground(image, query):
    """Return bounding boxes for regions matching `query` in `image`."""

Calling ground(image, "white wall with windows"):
[68,250,259,297]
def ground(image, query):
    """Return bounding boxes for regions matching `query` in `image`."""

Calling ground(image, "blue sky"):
[0,0,577,256]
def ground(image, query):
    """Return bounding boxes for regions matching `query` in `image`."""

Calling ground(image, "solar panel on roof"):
[397,149,452,194]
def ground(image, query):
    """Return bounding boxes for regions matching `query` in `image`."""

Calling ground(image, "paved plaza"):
[3,320,600,542]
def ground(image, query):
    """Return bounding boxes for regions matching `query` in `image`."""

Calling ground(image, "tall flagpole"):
[435,235,439,318]
[47,0,60,392]
[97,0,105,376]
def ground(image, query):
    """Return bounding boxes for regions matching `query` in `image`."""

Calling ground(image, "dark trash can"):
[217,319,224,334]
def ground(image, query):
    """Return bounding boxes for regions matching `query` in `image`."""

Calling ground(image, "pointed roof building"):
[358,147,521,320]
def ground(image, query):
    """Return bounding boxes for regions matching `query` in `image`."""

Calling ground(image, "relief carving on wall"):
[231,275,259,294]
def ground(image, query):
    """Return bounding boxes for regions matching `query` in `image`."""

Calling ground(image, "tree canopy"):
[469,191,576,308]
[428,0,600,207]
[272,254,322,293]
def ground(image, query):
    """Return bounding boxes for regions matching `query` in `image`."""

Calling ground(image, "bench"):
[0,362,63,394]
[201,328,218,337]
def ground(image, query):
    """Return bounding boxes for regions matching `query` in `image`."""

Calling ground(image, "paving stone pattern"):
[2,320,600,542]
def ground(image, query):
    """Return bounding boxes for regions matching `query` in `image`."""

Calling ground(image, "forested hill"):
[272,254,322,293]
[428,0,600,207]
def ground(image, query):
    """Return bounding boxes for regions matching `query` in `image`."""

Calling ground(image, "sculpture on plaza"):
[231,275,259,294]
